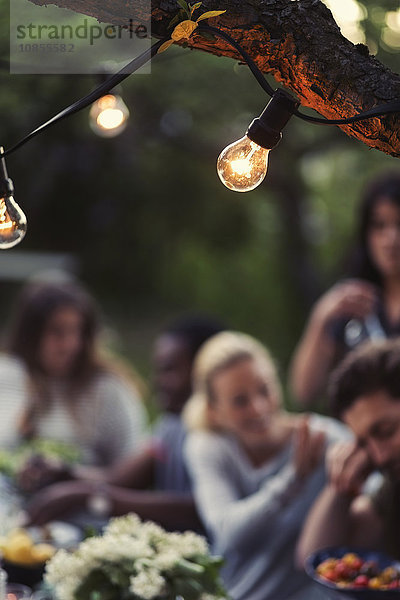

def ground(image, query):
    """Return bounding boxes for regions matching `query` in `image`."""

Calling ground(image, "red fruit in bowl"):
[334,562,354,579]
[351,557,364,571]
[353,575,369,587]
[322,568,337,582]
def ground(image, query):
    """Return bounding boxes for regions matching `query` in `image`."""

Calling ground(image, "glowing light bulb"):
[89,94,130,138]
[0,148,27,250]
[217,136,269,192]
[217,89,300,193]
[0,195,27,249]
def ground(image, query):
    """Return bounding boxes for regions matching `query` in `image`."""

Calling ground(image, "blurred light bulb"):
[89,94,130,138]
[217,136,269,192]
[0,148,27,250]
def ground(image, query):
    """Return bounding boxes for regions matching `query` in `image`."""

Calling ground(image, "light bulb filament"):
[0,199,14,232]
[0,222,13,231]
[230,143,259,177]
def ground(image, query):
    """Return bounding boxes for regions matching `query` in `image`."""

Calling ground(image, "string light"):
[217,89,299,192]
[217,138,270,192]
[0,40,163,249]
[89,93,130,137]
[1,24,399,248]
[0,148,27,249]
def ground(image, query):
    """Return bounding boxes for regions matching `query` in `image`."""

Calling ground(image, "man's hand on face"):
[326,440,374,497]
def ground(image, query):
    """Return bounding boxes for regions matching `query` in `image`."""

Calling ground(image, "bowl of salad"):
[305,548,400,599]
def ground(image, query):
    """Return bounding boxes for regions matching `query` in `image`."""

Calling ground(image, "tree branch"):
[28,0,400,156]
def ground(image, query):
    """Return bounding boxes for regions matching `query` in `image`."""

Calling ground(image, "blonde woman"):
[183,331,350,600]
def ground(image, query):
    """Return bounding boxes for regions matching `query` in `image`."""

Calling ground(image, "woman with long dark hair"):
[290,171,400,407]
[0,279,146,475]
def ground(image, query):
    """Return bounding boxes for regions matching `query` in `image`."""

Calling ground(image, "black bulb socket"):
[0,148,14,198]
[246,89,300,150]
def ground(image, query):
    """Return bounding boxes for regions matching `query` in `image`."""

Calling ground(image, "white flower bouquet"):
[45,514,227,600]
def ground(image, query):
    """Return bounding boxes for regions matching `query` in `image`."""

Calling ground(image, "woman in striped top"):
[0,279,146,489]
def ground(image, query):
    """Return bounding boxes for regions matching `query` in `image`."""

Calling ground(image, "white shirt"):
[0,354,147,466]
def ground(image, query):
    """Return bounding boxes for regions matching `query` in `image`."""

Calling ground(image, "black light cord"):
[198,23,400,126]
[197,24,276,98]
[3,38,166,158]
[294,99,400,125]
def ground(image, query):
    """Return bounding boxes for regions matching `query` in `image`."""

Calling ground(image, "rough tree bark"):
[28,0,400,157]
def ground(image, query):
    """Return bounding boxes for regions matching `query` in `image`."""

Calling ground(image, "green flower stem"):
[175,559,205,575]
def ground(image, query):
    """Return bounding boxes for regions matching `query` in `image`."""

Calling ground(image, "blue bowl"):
[305,547,400,600]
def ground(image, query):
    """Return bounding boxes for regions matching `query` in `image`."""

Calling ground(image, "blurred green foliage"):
[0,0,398,400]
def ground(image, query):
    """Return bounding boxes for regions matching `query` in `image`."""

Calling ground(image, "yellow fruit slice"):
[5,538,35,565]
[31,543,56,563]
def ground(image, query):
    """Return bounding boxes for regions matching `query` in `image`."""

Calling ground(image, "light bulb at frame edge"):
[0,147,27,250]
[89,94,130,138]
[217,135,269,192]
[0,195,27,249]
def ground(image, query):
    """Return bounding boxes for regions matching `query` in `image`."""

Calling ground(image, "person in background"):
[290,171,400,408]
[25,314,224,531]
[102,314,225,495]
[0,279,146,487]
[296,339,400,566]
[183,331,350,600]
